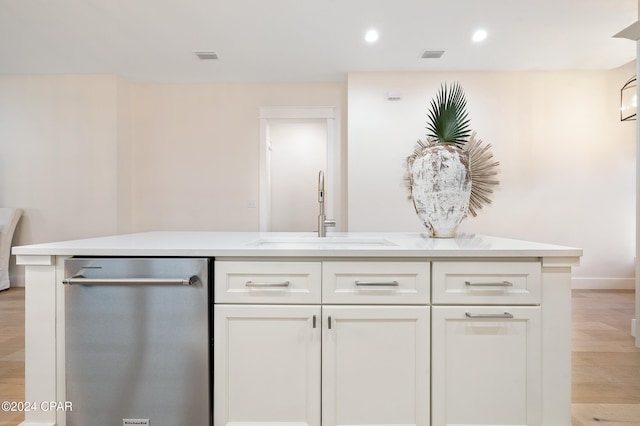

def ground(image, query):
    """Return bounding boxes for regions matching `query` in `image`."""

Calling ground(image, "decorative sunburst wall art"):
[465,132,500,217]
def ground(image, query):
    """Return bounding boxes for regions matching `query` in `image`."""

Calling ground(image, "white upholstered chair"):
[0,208,23,291]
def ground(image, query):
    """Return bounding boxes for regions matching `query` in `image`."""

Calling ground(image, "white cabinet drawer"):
[322,261,430,304]
[215,261,321,303]
[432,261,541,305]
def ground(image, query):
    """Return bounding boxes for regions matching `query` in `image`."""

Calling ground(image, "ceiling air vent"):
[421,50,444,59]
[195,51,219,60]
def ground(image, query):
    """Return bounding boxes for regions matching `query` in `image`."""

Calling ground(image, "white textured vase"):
[409,143,471,238]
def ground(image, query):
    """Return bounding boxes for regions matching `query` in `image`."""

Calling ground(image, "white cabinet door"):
[322,306,430,426]
[214,305,321,426]
[432,306,542,426]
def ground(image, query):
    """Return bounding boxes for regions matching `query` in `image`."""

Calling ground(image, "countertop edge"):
[12,231,584,259]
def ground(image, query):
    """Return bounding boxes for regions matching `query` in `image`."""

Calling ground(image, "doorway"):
[259,107,337,232]
[268,119,327,231]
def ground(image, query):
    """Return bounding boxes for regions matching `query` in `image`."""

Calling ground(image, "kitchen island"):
[13,231,582,426]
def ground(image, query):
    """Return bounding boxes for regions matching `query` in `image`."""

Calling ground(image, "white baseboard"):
[572,277,635,290]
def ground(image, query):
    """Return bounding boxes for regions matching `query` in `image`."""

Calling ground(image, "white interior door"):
[269,119,327,232]
[259,106,338,232]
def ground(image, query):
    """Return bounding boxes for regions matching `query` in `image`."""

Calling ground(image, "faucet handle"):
[324,219,336,227]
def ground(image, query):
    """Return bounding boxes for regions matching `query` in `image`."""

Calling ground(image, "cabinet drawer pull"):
[245,280,290,287]
[465,280,513,287]
[465,312,514,319]
[328,316,332,329]
[313,315,317,328]
[355,280,399,287]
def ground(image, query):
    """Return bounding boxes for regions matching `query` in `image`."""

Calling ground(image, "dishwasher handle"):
[63,275,199,286]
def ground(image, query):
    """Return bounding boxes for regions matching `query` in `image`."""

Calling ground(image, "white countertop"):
[12,231,583,259]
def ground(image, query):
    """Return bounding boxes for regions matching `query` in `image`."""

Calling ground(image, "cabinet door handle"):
[465,312,514,319]
[245,280,290,287]
[355,280,399,286]
[465,280,513,287]
[312,315,317,329]
[328,316,332,329]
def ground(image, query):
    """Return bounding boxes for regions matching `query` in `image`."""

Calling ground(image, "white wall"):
[131,83,346,232]
[348,66,636,288]
[0,74,131,242]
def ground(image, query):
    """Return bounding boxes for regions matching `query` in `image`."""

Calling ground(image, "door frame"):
[259,106,338,232]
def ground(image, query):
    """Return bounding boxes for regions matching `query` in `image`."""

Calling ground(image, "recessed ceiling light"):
[365,29,379,43]
[472,29,488,43]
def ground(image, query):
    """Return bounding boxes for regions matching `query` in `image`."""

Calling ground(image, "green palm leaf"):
[426,82,471,146]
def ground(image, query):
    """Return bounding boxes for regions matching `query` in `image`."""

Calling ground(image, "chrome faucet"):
[318,171,336,237]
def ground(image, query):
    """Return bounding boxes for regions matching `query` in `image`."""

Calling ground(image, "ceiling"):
[0,0,637,83]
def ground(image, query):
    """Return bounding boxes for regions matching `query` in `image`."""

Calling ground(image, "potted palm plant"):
[406,82,499,237]
[426,82,471,147]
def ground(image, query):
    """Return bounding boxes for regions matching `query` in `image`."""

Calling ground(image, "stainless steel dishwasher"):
[63,257,211,426]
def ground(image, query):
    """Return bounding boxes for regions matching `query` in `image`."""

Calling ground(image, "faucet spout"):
[317,170,335,237]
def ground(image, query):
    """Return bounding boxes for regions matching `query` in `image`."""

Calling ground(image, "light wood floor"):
[0,288,639,426]
[572,290,640,425]
[0,288,25,426]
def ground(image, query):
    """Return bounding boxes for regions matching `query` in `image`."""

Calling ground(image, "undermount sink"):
[246,236,399,249]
